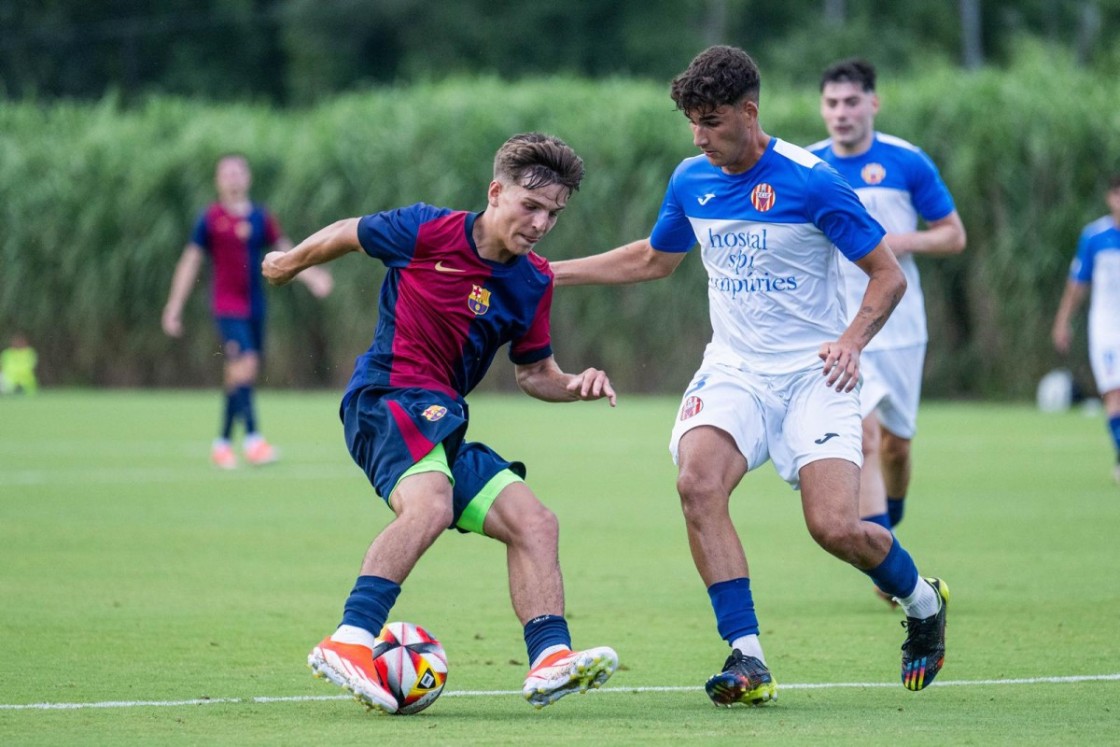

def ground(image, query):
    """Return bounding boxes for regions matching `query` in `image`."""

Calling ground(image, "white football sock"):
[731,634,766,664]
[897,579,939,619]
[331,624,377,649]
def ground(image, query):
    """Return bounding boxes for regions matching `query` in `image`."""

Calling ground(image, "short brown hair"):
[820,58,877,92]
[493,132,584,193]
[670,45,761,115]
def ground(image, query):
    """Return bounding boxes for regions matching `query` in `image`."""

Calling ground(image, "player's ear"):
[487,179,503,207]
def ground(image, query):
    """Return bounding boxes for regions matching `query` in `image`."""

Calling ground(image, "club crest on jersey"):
[750,183,776,212]
[679,395,704,421]
[421,405,448,421]
[861,162,886,185]
[467,285,491,316]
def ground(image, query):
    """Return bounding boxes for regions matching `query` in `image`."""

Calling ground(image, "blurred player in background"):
[810,58,966,603]
[552,45,949,705]
[263,132,619,713]
[161,154,333,469]
[1051,174,1120,483]
[0,333,38,395]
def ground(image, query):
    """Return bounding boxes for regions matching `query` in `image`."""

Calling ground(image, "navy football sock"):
[524,614,571,665]
[1108,415,1120,462]
[221,389,239,440]
[238,385,257,434]
[862,512,892,530]
[864,538,920,599]
[708,577,759,643]
[340,575,401,636]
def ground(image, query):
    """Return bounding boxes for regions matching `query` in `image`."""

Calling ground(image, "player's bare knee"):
[880,434,910,467]
[861,417,881,459]
[513,500,558,545]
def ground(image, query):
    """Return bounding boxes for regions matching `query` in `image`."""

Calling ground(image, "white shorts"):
[858,344,925,440]
[1089,337,1120,394]
[668,360,862,489]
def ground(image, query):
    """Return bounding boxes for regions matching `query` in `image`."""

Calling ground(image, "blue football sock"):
[864,538,920,599]
[887,497,906,527]
[707,577,759,643]
[221,389,239,440]
[1108,415,1120,462]
[863,512,892,530]
[238,385,257,435]
[340,575,401,636]
[524,614,571,664]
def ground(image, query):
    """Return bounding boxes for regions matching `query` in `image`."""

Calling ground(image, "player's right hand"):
[262,251,295,286]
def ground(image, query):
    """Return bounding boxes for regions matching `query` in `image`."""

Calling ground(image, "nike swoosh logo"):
[434,261,466,273]
[814,433,839,444]
[697,193,716,205]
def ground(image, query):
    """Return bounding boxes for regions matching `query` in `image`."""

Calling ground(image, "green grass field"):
[2,390,1118,745]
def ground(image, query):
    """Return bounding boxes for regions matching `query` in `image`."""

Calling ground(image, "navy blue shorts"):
[341,387,525,531]
[215,316,264,356]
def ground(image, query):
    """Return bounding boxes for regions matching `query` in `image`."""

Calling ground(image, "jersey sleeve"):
[649,165,698,253]
[1069,228,1095,283]
[509,283,554,365]
[807,164,886,262]
[905,149,956,223]
[189,211,210,251]
[262,209,283,246]
[357,203,449,268]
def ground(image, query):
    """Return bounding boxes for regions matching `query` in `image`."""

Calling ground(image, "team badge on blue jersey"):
[860,162,886,185]
[680,395,704,420]
[750,183,776,212]
[421,405,448,421]
[467,285,491,316]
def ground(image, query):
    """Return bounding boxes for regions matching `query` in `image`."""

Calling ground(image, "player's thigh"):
[774,369,862,487]
[389,468,455,526]
[1089,338,1120,399]
[448,441,528,537]
[865,345,924,440]
[798,457,862,529]
[676,426,749,500]
[669,363,768,475]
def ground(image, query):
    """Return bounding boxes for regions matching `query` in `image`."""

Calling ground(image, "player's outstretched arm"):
[271,235,335,298]
[884,211,967,257]
[262,218,361,287]
[820,240,906,392]
[551,239,685,287]
[515,356,617,407]
[162,244,205,337]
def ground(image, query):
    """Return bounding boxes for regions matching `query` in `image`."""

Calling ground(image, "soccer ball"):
[1036,368,1074,413]
[372,622,448,715]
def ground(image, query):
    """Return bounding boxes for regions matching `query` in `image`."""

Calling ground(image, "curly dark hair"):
[493,132,584,193]
[820,57,877,92]
[670,45,761,114]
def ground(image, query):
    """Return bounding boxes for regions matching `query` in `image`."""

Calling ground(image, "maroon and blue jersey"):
[190,202,283,319]
[345,203,554,405]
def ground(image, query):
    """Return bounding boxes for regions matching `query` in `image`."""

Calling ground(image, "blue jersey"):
[650,138,885,374]
[1070,215,1120,346]
[810,132,956,349]
[345,203,554,406]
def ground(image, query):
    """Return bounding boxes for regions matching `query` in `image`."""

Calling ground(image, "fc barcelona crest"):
[468,284,491,316]
[422,405,448,421]
[861,162,886,185]
[750,183,776,212]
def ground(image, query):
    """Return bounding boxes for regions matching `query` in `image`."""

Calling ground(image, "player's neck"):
[219,194,251,215]
[832,134,873,158]
[472,214,517,265]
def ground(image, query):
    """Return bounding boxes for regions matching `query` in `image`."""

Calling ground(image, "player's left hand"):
[567,368,617,407]
[298,266,334,298]
[818,339,861,392]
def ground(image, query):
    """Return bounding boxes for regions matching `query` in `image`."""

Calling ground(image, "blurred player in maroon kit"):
[162,154,332,468]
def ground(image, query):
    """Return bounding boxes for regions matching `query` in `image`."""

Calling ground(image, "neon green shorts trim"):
[394,443,454,490]
[456,469,523,535]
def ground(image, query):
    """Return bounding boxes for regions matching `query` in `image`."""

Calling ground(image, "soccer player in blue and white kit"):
[263,133,619,713]
[1052,174,1120,484]
[553,46,949,703]
[810,58,966,602]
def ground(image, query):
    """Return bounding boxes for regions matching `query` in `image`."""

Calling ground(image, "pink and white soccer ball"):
[372,621,448,715]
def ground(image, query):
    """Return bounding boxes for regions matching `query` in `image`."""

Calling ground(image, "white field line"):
[2,673,1118,711]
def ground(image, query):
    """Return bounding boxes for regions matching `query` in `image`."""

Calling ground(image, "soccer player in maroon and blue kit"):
[263,133,620,713]
[162,154,332,469]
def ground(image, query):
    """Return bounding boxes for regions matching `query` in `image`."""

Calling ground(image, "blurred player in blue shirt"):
[553,46,949,704]
[1052,174,1120,483]
[162,154,332,469]
[263,133,619,713]
[810,58,966,604]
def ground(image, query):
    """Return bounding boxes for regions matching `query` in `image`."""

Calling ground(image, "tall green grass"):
[2,43,1118,396]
